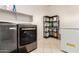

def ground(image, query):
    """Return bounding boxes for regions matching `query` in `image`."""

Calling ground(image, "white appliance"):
[60,15,79,53]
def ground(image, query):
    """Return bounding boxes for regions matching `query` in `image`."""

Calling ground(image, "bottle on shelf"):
[53,17,57,21]
[50,18,53,21]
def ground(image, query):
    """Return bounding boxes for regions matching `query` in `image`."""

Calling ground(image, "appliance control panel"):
[21,28,36,30]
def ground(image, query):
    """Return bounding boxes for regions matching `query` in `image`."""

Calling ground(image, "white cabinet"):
[0,5,6,10]
[16,6,33,22]
[60,28,79,53]
[0,9,16,22]
[0,8,33,22]
[16,13,33,22]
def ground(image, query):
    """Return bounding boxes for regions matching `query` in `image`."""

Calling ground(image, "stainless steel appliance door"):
[20,27,37,46]
[0,25,17,53]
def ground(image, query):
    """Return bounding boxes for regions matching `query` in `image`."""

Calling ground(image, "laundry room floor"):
[31,38,63,53]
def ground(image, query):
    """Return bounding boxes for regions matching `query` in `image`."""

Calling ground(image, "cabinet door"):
[0,25,17,53]
[60,29,79,53]
[0,10,16,21]
[17,13,33,22]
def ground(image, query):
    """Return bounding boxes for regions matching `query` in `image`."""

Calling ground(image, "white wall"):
[16,5,49,40]
[1,5,79,40]
[49,5,79,28]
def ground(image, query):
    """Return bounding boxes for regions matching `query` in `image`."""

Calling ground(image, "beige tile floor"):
[31,38,63,53]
